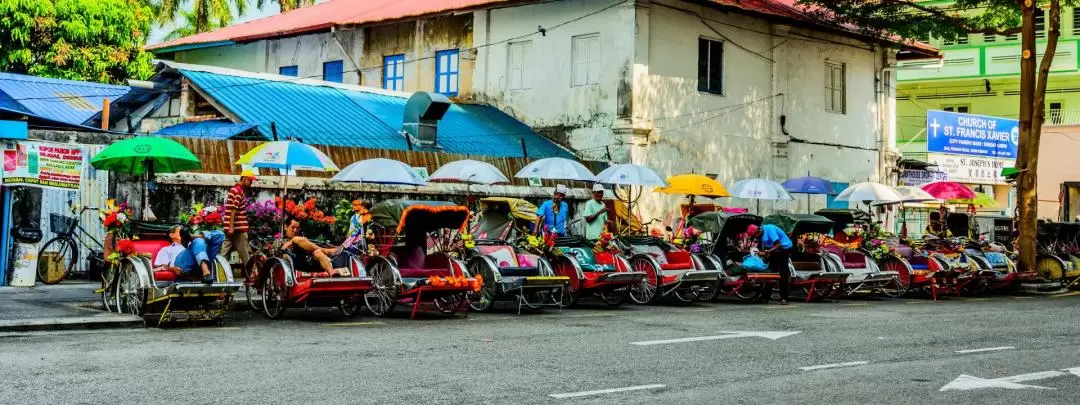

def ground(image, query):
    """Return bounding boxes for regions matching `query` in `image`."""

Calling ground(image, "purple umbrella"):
[782,176,836,195]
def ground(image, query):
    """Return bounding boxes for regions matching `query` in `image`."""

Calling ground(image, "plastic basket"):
[50,214,76,234]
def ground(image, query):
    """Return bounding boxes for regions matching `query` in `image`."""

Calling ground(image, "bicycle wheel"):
[37,237,76,285]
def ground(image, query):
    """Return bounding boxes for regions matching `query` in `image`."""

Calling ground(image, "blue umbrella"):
[782,176,836,195]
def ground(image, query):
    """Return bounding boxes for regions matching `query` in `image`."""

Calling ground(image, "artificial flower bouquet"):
[276,196,338,241]
[100,199,133,239]
[180,203,225,233]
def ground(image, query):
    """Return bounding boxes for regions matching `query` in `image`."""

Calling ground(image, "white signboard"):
[927,153,1012,185]
[899,169,948,187]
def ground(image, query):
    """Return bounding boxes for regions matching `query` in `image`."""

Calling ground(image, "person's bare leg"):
[312,250,334,275]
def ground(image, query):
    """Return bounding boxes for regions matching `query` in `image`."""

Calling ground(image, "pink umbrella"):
[921,181,976,200]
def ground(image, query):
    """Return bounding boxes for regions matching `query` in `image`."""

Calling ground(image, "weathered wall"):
[358,14,475,96]
[173,42,267,73]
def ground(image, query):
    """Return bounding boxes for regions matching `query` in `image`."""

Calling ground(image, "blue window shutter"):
[323,60,344,83]
[382,54,405,91]
[278,65,298,77]
[434,49,459,96]
[825,182,849,209]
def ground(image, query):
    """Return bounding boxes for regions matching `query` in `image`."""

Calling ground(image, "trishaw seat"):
[398,267,454,279]
[132,239,171,264]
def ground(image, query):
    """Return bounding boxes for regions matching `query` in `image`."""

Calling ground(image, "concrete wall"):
[1036,126,1080,217]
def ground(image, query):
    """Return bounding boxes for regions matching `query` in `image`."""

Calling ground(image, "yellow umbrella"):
[654,174,731,197]
[946,192,999,209]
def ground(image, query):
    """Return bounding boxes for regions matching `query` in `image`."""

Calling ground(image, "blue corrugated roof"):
[180,68,572,159]
[155,119,263,140]
[0,72,135,127]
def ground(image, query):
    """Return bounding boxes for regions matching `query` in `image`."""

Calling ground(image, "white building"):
[149,0,938,219]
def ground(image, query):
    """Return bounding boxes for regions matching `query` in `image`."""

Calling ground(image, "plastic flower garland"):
[100,199,133,239]
[518,229,561,256]
[673,226,703,254]
[426,274,483,292]
[593,228,617,253]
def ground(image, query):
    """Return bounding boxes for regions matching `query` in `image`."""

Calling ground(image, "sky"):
[147,2,283,45]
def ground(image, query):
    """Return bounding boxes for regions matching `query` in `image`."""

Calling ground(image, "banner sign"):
[926,153,1011,185]
[899,169,948,187]
[926,110,1019,159]
[1,141,84,190]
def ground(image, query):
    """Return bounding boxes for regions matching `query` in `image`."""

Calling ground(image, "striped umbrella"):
[235,140,338,172]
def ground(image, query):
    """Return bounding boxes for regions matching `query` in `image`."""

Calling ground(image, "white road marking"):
[549,384,665,399]
[798,361,869,371]
[940,370,1070,391]
[955,346,1015,354]
[629,331,800,346]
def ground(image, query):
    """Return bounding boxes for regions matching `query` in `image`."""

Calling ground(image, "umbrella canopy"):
[235,140,338,172]
[595,163,667,186]
[782,176,835,195]
[655,174,731,197]
[90,137,201,175]
[332,158,428,186]
[729,178,793,200]
[873,185,939,205]
[834,182,901,202]
[429,159,508,185]
[921,181,976,200]
[514,157,596,181]
[947,192,999,208]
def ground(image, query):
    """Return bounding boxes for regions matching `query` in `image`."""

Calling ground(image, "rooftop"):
[0,72,137,130]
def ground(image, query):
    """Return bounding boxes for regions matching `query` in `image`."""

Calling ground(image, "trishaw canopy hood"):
[478,197,537,222]
[814,209,870,226]
[763,213,834,237]
[369,200,470,233]
[686,212,762,236]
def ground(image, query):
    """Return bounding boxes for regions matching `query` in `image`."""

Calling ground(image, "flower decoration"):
[593,228,617,253]
[100,199,133,239]
[425,275,481,292]
[518,229,561,257]
[180,203,226,233]
[275,196,339,241]
[461,233,476,249]
[246,199,284,240]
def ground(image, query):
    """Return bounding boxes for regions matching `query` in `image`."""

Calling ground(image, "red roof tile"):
[148,0,937,56]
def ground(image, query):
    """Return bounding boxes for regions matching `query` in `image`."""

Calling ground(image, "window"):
[1036,10,1046,39]
[435,49,460,96]
[1074,8,1080,35]
[383,54,405,91]
[697,38,724,94]
[956,32,969,45]
[943,105,970,113]
[507,41,531,90]
[571,34,601,87]
[1050,102,1063,124]
[825,62,846,114]
[984,34,996,43]
[323,60,343,83]
[279,65,298,77]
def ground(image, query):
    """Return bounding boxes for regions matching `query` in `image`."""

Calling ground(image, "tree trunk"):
[1016,2,1038,273]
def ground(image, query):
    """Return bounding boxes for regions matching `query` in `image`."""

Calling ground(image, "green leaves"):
[0,0,153,83]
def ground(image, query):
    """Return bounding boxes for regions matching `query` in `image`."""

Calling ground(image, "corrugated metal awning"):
[155,119,264,140]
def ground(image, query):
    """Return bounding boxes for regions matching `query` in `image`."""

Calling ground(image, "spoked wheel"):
[672,286,698,304]
[243,256,263,311]
[550,256,581,308]
[628,256,659,304]
[598,289,628,307]
[261,260,288,319]
[365,257,399,317]
[878,256,912,298]
[467,257,498,312]
[115,260,146,317]
[433,293,466,314]
[37,237,76,285]
[339,298,361,318]
[100,264,118,312]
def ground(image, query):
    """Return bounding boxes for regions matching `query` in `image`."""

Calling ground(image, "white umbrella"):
[429,159,508,185]
[332,158,427,186]
[873,186,939,205]
[729,178,794,200]
[834,182,901,202]
[595,163,666,186]
[514,157,596,181]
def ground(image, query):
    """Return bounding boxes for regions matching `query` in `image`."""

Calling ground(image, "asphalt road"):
[2,293,1079,405]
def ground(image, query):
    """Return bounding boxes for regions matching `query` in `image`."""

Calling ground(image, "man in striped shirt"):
[222,170,255,266]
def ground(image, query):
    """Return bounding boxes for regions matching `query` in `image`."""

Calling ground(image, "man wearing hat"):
[536,184,570,236]
[582,184,609,240]
[222,170,255,267]
[747,222,793,305]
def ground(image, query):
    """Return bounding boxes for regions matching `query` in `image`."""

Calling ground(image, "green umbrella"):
[90,136,201,174]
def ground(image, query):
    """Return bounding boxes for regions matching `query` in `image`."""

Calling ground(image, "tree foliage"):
[0,0,155,84]
[257,0,318,13]
[156,0,247,35]
[163,9,226,42]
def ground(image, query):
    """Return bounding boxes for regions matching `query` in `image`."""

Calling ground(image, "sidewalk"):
[0,282,143,332]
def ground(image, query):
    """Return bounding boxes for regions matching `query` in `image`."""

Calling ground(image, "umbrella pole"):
[280,166,289,238]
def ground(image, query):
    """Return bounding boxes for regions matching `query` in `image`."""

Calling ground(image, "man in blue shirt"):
[748,223,793,305]
[535,184,569,236]
[171,230,226,284]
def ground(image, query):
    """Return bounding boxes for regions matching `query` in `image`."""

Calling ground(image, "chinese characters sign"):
[927,153,1009,185]
[2,141,84,190]
[926,110,1019,159]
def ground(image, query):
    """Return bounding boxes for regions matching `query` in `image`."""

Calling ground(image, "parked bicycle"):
[36,201,102,284]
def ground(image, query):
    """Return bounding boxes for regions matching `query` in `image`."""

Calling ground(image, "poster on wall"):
[926,110,1019,159]
[926,153,1011,185]
[899,169,948,187]
[0,141,84,190]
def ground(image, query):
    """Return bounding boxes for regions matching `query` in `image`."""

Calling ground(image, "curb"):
[1015,282,1069,295]
[0,315,144,333]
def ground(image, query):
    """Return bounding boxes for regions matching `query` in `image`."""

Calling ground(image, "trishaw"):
[894,237,979,300]
[551,235,645,307]
[466,197,570,313]
[255,235,374,320]
[615,232,722,304]
[368,200,478,319]
[110,221,241,326]
[945,212,1035,293]
[1035,222,1080,289]
[685,212,781,302]
[812,209,906,297]
[762,214,852,301]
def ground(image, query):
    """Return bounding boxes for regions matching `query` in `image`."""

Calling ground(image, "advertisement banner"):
[926,110,1019,159]
[899,169,948,187]
[926,153,1011,185]
[1,141,84,190]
